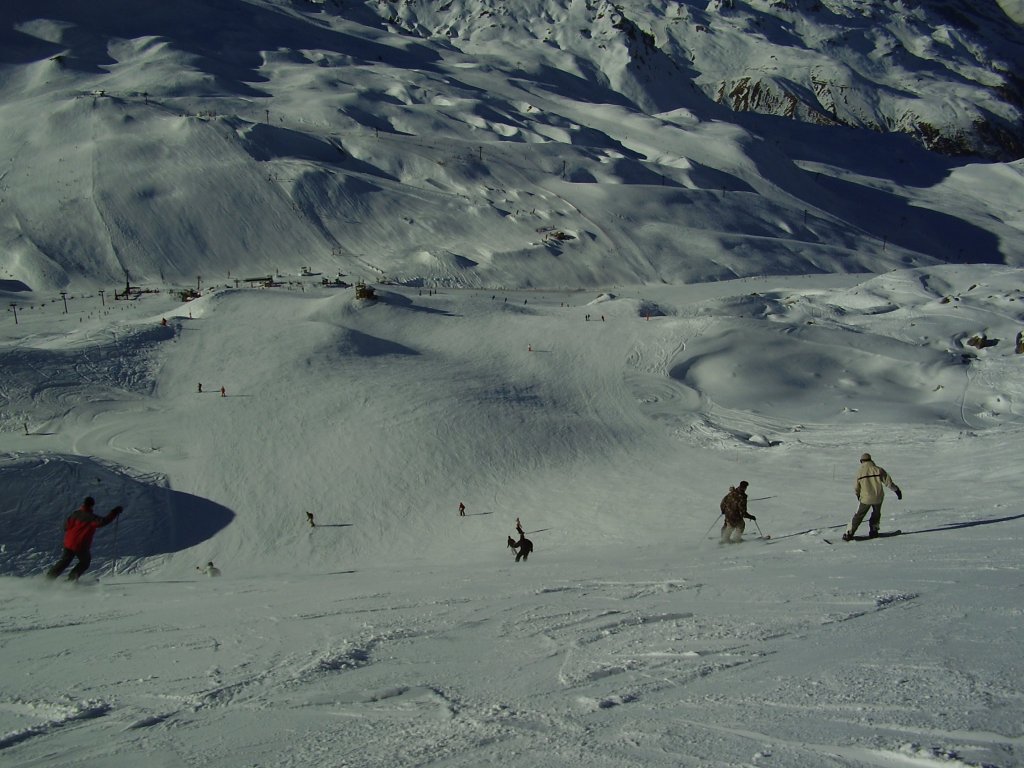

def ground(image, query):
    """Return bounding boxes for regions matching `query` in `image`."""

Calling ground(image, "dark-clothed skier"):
[720,481,756,543]
[46,497,124,581]
[843,453,902,540]
[507,533,533,562]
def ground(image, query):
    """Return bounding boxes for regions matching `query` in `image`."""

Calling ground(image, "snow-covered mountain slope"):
[1,0,1022,291]
[4,5,1024,764]
[4,264,1024,577]
[3,268,1024,767]
[385,0,1024,157]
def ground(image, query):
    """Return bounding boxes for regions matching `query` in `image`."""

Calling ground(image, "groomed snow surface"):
[2,266,1024,767]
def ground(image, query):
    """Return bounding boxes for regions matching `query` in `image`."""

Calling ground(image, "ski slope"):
[3,266,1024,767]
[3,0,1024,765]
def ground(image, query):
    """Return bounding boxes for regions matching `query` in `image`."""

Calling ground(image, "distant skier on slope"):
[197,561,222,577]
[45,497,124,581]
[720,481,756,543]
[843,453,902,541]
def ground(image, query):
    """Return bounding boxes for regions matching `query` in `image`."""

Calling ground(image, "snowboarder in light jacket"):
[843,453,902,541]
[720,481,755,543]
[46,497,123,581]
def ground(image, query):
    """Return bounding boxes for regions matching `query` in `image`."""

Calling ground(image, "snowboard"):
[848,529,902,542]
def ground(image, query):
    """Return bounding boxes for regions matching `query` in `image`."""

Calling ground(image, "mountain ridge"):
[1,0,1021,292]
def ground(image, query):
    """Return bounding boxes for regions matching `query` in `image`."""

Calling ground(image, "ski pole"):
[754,519,768,539]
[703,514,722,538]
[112,514,120,575]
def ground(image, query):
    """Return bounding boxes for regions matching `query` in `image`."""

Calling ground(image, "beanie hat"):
[83,496,95,506]
[860,453,872,462]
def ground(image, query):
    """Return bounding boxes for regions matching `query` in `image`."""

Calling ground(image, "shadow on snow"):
[0,454,234,577]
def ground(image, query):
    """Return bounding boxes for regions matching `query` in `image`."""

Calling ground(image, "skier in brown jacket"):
[720,481,756,543]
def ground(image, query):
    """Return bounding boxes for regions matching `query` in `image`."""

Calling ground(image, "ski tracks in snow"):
[0,698,111,751]
[1,561,1017,767]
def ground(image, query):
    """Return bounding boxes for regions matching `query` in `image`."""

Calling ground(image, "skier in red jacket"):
[46,496,124,581]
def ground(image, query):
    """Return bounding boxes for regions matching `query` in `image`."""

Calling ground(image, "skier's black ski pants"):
[47,548,92,580]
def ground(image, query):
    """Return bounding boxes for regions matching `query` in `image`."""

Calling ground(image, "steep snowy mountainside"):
[0,0,1021,292]
[382,0,1024,159]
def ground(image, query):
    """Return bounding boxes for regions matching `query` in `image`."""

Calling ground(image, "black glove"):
[111,505,124,515]
[894,489,902,500]
[749,515,757,521]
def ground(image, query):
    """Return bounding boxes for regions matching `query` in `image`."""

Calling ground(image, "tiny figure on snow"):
[515,517,524,536]
[220,386,226,397]
[198,561,221,577]
[46,496,124,581]
[161,317,168,327]
[719,481,755,544]
[306,511,316,527]
[458,502,466,517]
[197,382,203,393]
[843,453,902,541]
[507,533,534,562]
